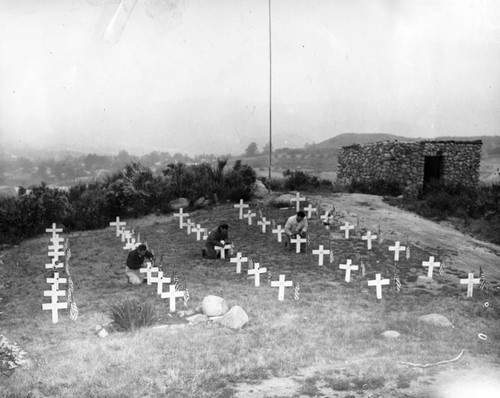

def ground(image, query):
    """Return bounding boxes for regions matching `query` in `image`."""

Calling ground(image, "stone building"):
[337,140,482,191]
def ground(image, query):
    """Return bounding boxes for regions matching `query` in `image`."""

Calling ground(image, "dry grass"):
[1,195,499,397]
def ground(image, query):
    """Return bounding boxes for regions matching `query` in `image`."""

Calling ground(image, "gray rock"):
[211,306,249,330]
[201,295,229,317]
[252,180,269,198]
[194,197,208,208]
[169,198,189,210]
[418,313,453,328]
[186,314,209,324]
[381,330,400,339]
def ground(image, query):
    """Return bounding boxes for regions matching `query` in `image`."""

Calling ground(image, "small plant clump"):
[109,299,158,332]
[0,335,28,377]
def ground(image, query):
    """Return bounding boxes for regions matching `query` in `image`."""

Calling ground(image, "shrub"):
[109,299,158,332]
[346,179,403,197]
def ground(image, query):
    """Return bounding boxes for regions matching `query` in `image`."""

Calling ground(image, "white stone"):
[381,330,400,339]
[252,180,268,198]
[169,198,189,210]
[201,295,229,317]
[211,306,249,330]
[418,314,453,328]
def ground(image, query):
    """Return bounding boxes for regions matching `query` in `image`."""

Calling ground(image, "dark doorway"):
[424,156,443,187]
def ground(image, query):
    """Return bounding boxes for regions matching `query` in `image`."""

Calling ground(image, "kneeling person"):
[285,211,308,252]
[126,244,155,284]
[204,223,231,259]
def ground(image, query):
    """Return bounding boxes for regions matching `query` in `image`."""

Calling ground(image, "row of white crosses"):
[42,223,67,323]
[109,216,142,250]
[233,199,298,301]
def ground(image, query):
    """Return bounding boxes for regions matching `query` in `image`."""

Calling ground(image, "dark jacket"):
[126,249,154,270]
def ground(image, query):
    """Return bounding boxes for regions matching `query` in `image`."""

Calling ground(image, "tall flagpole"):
[268,0,272,188]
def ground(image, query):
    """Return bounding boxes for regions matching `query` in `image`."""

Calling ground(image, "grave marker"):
[161,284,185,312]
[234,199,249,219]
[42,285,67,323]
[150,271,171,295]
[45,223,63,239]
[215,243,232,260]
[303,203,317,219]
[45,260,64,270]
[191,224,206,241]
[340,222,355,239]
[46,272,67,290]
[186,219,195,235]
[339,259,359,282]
[230,252,248,274]
[361,231,377,250]
[388,241,406,261]
[272,225,285,242]
[247,262,267,287]
[460,273,481,298]
[368,273,390,299]
[243,210,257,225]
[291,236,307,254]
[271,274,293,301]
[257,217,271,233]
[422,256,441,279]
[173,208,190,229]
[312,245,330,266]
[139,262,159,285]
[291,192,306,212]
[109,217,126,237]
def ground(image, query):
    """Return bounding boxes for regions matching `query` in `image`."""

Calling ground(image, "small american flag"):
[439,261,445,276]
[248,258,254,269]
[479,266,486,290]
[272,219,276,228]
[294,282,300,300]
[355,217,361,237]
[64,239,78,321]
[230,243,235,255]
[184,288,190,308]
[394,268,401,293]
[378,225,384,244]
[173,272,180,291]
[259,209,263,219]
[329,248,334,264]
[361,261,366,277]
[137,233,141,243]
[406,237,411,260]
[268,269,272,285]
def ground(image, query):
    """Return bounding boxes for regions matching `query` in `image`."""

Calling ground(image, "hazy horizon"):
[1,0,499,156]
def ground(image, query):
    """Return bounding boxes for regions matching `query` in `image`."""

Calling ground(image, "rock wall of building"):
[337,140,482,188]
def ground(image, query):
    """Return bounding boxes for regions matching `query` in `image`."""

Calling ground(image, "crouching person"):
[284,211,308,253]
[203,223,231,259]
[126,244,155,284]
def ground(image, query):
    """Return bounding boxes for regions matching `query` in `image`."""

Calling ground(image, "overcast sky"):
[0,0,499,156]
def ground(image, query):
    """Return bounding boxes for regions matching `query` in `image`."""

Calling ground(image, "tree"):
[245,142,258,157]
[262,142,270,154]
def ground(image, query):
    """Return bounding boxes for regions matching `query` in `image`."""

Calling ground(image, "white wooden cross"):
[49,235,64,246]
[230,252,248,274]
[174,208,190,229]
[361,231,377,250]
[339,259,359,282]
[388,241,406,261]
[234,199,249,219]
[119,227,127,242]
[291,192,306,212]
[139,262,158,285]
[422,256,441,279]
[272,225,285,242]
[47,246,65,264]
[191,224,206,241]
[45,259,64,270]
[42,285,67,323]
[257,217,271,233]
[368,273,390,299]
[185,219,195,235]
[303,203,317,219]
[109,217,126,237]
[291,236,307,253]
[150,271,171,295]
[243,209,257,225]
[340,222,355,239]
[312,245,330,266]
[45,223,63,239]
[271,274,293,301]
[161,284,185,312]
[46,272,67,290]
[247,262,267,287]
[215,243,232,260]
[460,272,481,298]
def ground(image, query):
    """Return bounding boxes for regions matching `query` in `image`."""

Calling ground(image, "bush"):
[109,299,158,332]
[346,179,403,197]
[282,169,333,191]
